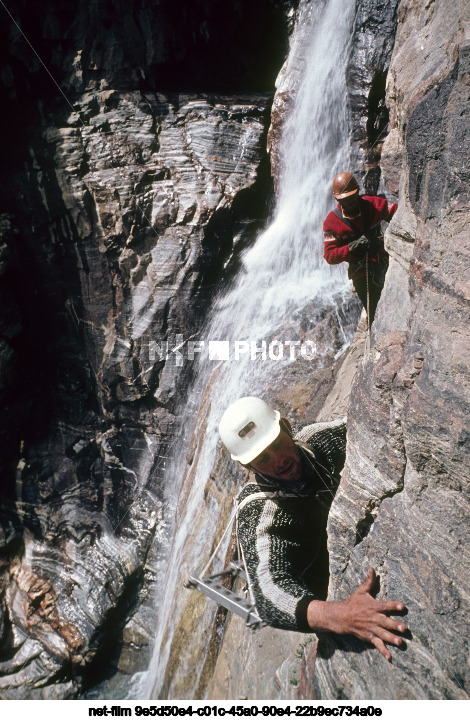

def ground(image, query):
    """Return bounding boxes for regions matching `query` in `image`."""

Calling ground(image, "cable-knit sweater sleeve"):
[237,493,317,631]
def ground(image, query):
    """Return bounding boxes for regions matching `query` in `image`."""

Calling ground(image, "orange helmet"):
[332,172,359,199]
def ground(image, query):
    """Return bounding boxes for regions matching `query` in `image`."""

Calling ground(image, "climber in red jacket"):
[323,172,397,324]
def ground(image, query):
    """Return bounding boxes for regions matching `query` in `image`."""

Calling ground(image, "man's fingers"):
[372,626,403,647]
[375,600,405,613]
[377,615,407,634]
[370,635,391,661]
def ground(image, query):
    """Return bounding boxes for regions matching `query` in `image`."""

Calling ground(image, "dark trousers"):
[352,254,389,324]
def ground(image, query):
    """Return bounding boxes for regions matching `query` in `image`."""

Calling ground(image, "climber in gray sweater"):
[219,397,407,661]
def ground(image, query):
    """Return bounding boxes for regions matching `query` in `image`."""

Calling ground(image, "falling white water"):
[141,0,356,699]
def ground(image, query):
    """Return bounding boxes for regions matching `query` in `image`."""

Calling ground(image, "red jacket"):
[323,196,397,281]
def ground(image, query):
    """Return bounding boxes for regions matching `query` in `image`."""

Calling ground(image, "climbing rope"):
[196,497,259,611]
[363,252,371,362]
[200,501,238,578]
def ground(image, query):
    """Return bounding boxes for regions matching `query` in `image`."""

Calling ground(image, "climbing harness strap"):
[200,502,238,577]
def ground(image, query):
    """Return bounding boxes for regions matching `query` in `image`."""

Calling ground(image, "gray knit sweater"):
[236,419,346,632]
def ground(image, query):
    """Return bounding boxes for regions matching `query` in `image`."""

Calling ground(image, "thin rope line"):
[363,252,371,361]
[0,0,180,543]
[0,0,162,245]
[369,122,390,153]
[0,0,80,119]
[200,504,238,577]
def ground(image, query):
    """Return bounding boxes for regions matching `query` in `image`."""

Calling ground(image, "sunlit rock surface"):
[313,0,470,699]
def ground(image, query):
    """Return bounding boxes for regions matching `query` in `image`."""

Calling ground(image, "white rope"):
[197,496,260,614]
[200,502,238,577]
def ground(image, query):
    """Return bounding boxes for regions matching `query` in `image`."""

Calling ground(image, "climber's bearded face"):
[247,429,302,482]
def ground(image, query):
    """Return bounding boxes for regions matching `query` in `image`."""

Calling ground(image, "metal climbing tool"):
[186,561,264,630]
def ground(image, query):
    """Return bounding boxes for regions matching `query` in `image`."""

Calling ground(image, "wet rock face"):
[0,87,272,697]
[0,0,292,698]
[267,0,400,195]
[313,0,470,700]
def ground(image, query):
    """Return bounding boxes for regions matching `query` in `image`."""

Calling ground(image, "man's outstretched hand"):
[307,568,407,661]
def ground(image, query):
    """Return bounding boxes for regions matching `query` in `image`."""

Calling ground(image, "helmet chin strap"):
[280,417,293,436]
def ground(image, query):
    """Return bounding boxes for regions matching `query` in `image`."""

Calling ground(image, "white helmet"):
[218,397,281,465]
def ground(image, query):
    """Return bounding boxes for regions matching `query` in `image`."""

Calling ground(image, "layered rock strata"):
[0,0,286,693]
[0,86,274,699]
[1,0,468,702]
[313,0,470,699]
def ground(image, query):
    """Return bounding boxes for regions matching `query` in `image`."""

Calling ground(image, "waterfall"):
[141,0,356,699]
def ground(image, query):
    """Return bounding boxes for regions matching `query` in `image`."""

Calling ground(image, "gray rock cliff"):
[209,0,470,701]
[0,0,297,698]
[0,0,468,702]
[313,0,470,700]
[207,0,403,700]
